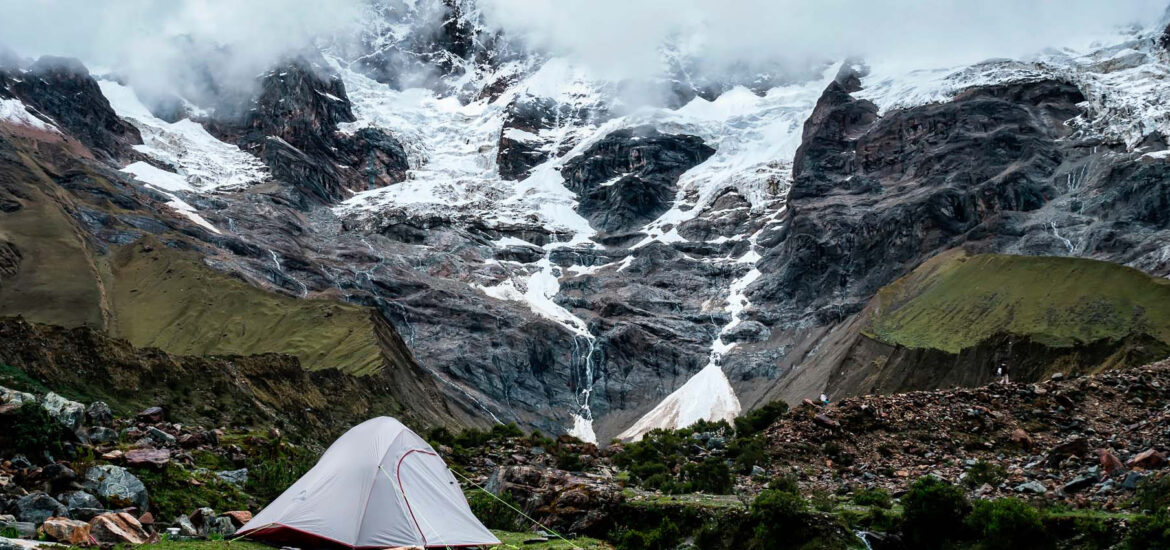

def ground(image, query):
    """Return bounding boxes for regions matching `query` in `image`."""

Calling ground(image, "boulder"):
[86,426,118,445]
[13,491,67,524]
[207,516,236,537]
[0,517,36,539]
[1095,449,1125,475]
[62,491,104,521]
[222,511,252,527]
[1127,449,1167,470]
[85,402,113,426]
[1009,429,1033,450]
[146,427,176,446]
[1047,438,1089,466]
[84,465,148,511]
[89,512,149,545]
[41,392,84,430]
[173,514,198,537]
[0,386,35,407]
[136,407,163,423]
[37,463,77,491]
[39,516,91,545]
[125,448,171,467]
[1062,474,1098,494]
[215,469,248,487]
[1015,480,1047,494]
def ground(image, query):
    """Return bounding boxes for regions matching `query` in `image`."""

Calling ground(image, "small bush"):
[467,491,526,531]
[966,498,1048,550]
[3,402,71,459]
[768,475,801,494]
[964,459,1007,488]
[735,400,789,436]
[1126,512,1170,550]
[751,489,812,547]
[902,476,971,548]
[681,457,734,494]
[615,519,682,550]
[852,488,892,509]
[728,436,768,474]
[1136,474,1170,513]
[246,441,318,502]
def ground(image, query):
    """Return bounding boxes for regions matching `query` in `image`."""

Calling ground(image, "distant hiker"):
[820,393,829,405]
[999,361,1010,385]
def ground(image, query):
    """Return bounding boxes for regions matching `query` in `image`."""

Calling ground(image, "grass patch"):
[490,530,611,549]
[865,250,1170,352]
[105,239,386,375]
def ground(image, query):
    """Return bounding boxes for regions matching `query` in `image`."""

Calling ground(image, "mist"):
[0,0,1166,110]
[479,0,1169,80]
[0,0,365,112]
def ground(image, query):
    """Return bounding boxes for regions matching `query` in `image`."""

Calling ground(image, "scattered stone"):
[38,463,76,490]
[814,414,840,429]
[1015,480,1047,494]
[751,465,766,477]
[40,517,91,545]
[125,448,171,467]
[100,450,124,461]
[85,402,113,426]
[0,516,37,539]
[1127,449,1166,470]
[146,427,176,446]
[1051,373,1065,381]
[174,514,198,537]
[89,512,149,545]
[86,426,118,445]
[207,516,236,536]
[84,465,148,511]
[14,492,67,524]
[40,392,85,430]
[1010,429,1033,450]
[0,386,35,407]
[215,469,248,487]
[1062,474,1098,494]
[1095,449,1125,475]
[1122,471,1146,491]
[138,512,154,526]
[136,406,164,423]
[222,511,252,527]
[1048,438,1089,466]
[62,491,104,521]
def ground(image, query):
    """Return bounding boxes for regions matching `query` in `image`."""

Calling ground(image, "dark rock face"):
[0,56,141,160]
[1160,22,1170,51]
[211,59,409,206]
[562,126,715,233]
[498,97,559,180]
[754,79,1087,322]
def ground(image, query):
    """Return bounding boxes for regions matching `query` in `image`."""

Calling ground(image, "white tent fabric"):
[238,417,500,548]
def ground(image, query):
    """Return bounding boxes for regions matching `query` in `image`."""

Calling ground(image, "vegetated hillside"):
[817,249,1170,398]
[866,249,1170,353]
[106,239,389,375]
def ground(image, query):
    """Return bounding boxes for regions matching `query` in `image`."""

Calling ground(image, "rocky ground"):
[3,358,1170,548]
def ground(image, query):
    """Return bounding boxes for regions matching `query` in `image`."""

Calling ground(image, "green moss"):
[865,250,1170,353]
[130,463,250,520]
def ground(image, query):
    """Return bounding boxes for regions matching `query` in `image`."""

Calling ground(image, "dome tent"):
[237,417,500,549]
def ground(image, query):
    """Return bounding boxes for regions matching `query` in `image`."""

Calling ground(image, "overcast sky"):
[0,0,1164,92]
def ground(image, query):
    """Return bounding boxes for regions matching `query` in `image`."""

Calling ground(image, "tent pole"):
[449,469,575,547]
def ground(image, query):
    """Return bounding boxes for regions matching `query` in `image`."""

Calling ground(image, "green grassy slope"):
[106,239,386,375]
[864,249,1170,353]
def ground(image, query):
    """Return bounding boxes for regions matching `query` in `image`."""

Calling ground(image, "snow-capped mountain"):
[2,1,1170,443]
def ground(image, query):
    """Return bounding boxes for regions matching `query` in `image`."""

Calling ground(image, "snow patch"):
[0,98,58,132]
[616,362,741,441]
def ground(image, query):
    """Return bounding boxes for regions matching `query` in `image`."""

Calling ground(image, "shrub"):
[728,436,768,474]
[964,459,1007,488]
[751,489,811,547]
[852,488,892,509]
[467,490,526,531]
[768,474,801,494]
[1126,512,1170,550]
[3,402,71,459]
[682,457,734,494]
[902,476,971,548]
[246,441,318,502]
[1136,474,1170,513]
[132,463,250,519]
[966,498,1048,550]
[615,519,681,550]
[735,400,789,436]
